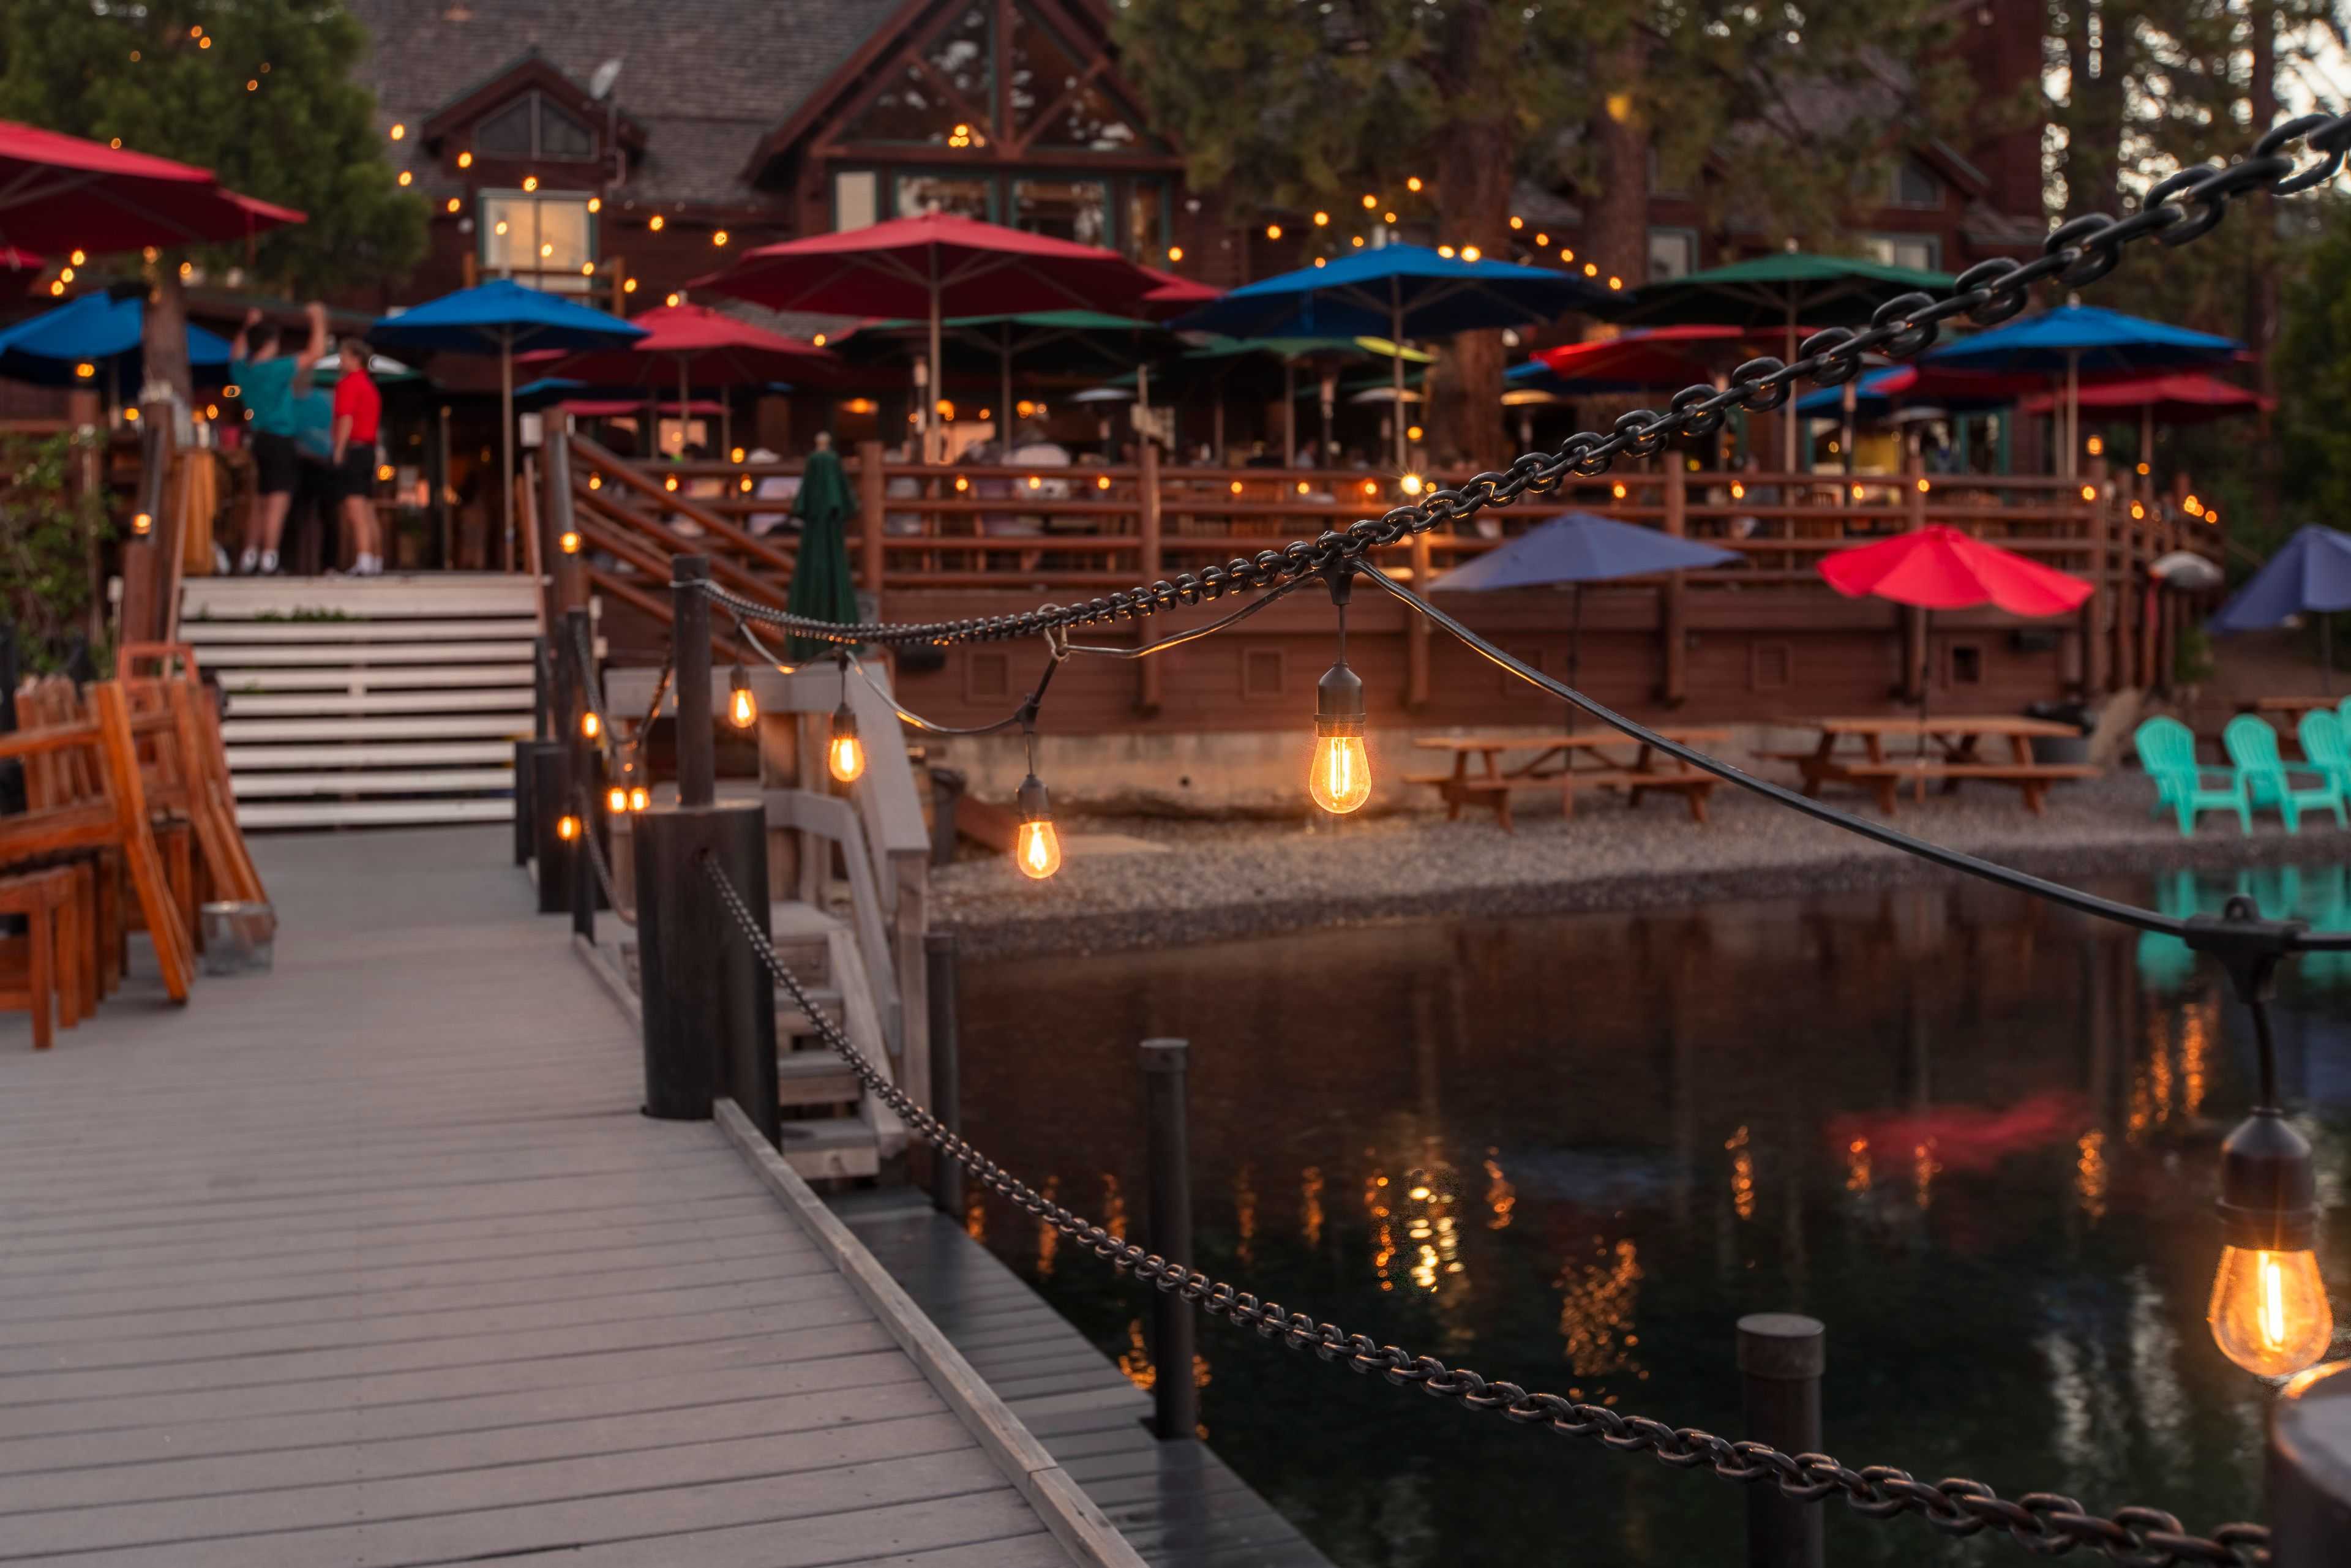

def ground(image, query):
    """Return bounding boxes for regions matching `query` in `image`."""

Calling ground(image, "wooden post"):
[1740,1315,1826,1568]
[1138,442,1164,715]
[2083,497,2111,696]
[857,439,887,617]
[1141,1038,1198,1441]
[1901,454,1927,703]
[544,427,587,623]
[926,931,962,1217]
[1661,463,1689,706]
[1407,529,1432,709]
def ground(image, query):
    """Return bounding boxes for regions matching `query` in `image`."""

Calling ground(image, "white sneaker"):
[258,550,279,575]
[237,547,258,575]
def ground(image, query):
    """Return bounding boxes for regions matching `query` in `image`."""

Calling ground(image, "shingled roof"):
[345,0,907,204]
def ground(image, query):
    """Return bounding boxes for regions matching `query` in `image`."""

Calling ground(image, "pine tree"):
[0,0,425,407]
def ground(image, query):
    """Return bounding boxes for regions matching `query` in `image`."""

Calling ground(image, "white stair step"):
[231,768,515,798]
[216,663,536,692]
[183,575,539,620]
[184,618,540,644]
[222,715,533,743]
[227,741,522,770]
[233,798,518,829]
[775,1116,879,1182]
[224,689,533,717]
[197,640,541,667]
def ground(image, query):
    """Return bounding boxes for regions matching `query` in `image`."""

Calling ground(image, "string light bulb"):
[2085,434,2104,456]
[457,151,472,168]
[628,785,649,812]
[1265,223,1282,241]
[1308,572,1371,815]
[556,813,580,842]
[522,175,538,192]
[607,785,628,814]
[728,664,757,729]
[827,701,864,782]
[559,529,581,554]
[580,710,602,740]
[588,196,601,213]
[2210,1108,2331,1376]
[1014,773,1062,879]
[649,214,664,231]
[130,511,153,535]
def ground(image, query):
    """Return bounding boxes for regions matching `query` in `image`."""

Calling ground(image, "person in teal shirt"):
[228,302,325,574]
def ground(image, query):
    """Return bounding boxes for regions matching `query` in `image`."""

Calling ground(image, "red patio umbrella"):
[695,213,1161,442]
[1820,525,2093,760]
[0,121,304,252]
[1134,264,1221,320]
[2017,371,2272,473]
[1531,324,1755,387]
[544,302,839,454]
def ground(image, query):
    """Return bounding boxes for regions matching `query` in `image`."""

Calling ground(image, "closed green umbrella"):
[785,446,860,662]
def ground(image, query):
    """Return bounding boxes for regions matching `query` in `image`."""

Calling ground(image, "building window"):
[1126,180,1167,261]
[1648,227,1696,281]
[834,170,878,231]
[1891,158,1941,209]
[894,171,992,220]
[470,91,599,163]
[1009,7,1150,152]
[480,190,596,291]
[1013,176,1108,246]
[1861,233,1940,272]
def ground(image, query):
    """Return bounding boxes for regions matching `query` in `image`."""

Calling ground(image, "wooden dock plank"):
[0,827,1098,1567]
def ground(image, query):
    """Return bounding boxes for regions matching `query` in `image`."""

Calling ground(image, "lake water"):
[953,866,2351,1567]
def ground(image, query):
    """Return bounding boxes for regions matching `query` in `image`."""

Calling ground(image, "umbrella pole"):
[2140,402,2154,493]
[1841,380,1856,476]
[1567,583,1582,736]
[1917,605,1932,793]
[501,338,516,572]
[927,265,943,460]
[1213,395,1224,465]
[2064,351,2079,479]
[1284,361,1297,465]
[999,328,1013,451]
[678,358,690,454]
[1783,309,1799,473]
[2327,614,2335,697]
[1392,286,1407,472]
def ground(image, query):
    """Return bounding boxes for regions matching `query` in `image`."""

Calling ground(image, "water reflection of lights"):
[1235,1165,1257,1266]
[1367,1169,1395,1290]
[2180,1001,2212,1119]
[1300,1166,1325,1247]
[1483,1151,1515,1231]
[1100,1174,1128,1244]
[1116,1317,1212,1435]
[1844,1137,1873,1194]
[2076,1130,2109,1222]
[1557,1237,1645,1385]
[1913,1140,1941,1210]
[1727,1125,1755,1220]
[965,1189,987,1244]
[1037,1176,1060,1277]
[2129,1015,2177,1142]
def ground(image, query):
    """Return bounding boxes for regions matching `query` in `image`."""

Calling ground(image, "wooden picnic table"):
[1771,715,2094,815]
[1409,727,1731,831]
[2240,695,2343,721]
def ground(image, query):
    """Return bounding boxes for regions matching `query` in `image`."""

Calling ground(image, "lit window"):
[480,192,597,291]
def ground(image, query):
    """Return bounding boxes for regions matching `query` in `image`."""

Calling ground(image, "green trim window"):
[479,189,598,291]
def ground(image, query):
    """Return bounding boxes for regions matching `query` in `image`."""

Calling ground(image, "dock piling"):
[1739,1313,1826,1568]
[1142,1037,1198,1441]
[926,931,962,1215]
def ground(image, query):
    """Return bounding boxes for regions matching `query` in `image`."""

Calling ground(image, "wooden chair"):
[0,866,79,1049]
[0,681,193,1003]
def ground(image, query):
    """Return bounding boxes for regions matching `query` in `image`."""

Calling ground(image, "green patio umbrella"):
[1611,252,1952,468]
[784,445,860,662]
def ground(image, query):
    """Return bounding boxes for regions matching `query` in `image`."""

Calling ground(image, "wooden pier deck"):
[834,1192,1338,1568]
[0,827,1109,1567]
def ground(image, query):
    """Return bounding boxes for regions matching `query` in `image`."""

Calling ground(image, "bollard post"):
[926,931,962,1215]
[1142,1038,1198,1441]
[565,607,604,937]
[634,800,776,1133]
[512,739,536,866]
[2271,1359,2351,1566]
[672,554,715,809]
[1739,1313,1826,1568]
[527,740,572,913]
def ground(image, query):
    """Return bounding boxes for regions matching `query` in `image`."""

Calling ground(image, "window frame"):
[476,187,601,291]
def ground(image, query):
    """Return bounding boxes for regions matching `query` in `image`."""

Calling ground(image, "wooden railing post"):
[857,440,887,617]
[1138,443,1164,715]
[545,427,587,625]
[1660,464,1688,707]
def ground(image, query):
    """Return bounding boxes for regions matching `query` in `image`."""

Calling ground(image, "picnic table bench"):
[1764,716,2096,816]
[1408,728,1730,832]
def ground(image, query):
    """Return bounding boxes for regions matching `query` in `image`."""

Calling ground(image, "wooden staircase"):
[181,574,541,831]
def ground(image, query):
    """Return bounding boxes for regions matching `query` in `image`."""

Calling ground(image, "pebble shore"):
[933,772,2336,959]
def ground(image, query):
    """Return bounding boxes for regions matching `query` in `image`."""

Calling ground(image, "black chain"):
[576,797,635,928]
[697,856,2269,1568]
[567,617,624,775]
[693,115,2342,655]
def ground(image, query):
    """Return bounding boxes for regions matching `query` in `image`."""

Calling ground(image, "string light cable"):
[697,853,2271,1567]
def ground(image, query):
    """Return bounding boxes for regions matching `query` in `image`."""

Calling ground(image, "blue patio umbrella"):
[1429,511,1738,727]
[2208,525,2351,689]
[369,280,645,558]
[0,293,230,403]
[1922,305,2240,476]
[1171,245,1611,467]
[1792,365,2015,420]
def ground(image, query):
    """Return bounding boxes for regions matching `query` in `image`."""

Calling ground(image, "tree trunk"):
[143,262,195,415]
[1423,0,1515,473]
[2060,0,2125,221]
[1591,32,1649,294]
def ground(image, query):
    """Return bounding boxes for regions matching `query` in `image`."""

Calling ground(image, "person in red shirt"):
[330,339,384,574]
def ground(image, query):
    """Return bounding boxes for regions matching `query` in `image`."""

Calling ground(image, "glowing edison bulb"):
[555,814,580,842]
[2208,1247,2333,1376]
[558,529,580,554]
[728,666,757,729]
[606,785,628,814]
[827,703,865,782]
[628,786,650,812]
[580,710,602,740]
[1308,660,1370,814]
[1015,816,1062,879]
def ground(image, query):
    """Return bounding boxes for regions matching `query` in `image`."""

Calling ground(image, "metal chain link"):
[697,856,2269,1568]
[692,114,2345,656]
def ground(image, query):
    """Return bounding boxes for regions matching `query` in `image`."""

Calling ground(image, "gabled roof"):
[417,51,649,154]
[345,0,904,204]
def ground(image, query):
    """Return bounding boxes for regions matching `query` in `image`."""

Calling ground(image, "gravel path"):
[934,771,2339,959]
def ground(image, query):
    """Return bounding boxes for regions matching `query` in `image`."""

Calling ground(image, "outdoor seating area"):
[1408,729,1727,831]
[2133,702,2351,838]
[0,650,265,1048]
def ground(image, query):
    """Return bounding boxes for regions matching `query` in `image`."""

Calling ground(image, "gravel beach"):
[932,770,2338,959]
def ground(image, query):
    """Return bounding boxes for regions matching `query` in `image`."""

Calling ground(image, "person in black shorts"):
[230,302,326,574]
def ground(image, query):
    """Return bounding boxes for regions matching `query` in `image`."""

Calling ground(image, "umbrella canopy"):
[2150,550,2225,592]
[1134,266,1221,319]
[2208,527,2351,632]
[784,445,861,662]
[1429,512,1738,592]
[1611,253,1953,468]
[370,280,645,562]
[836,308,1180,448]
[0,120,304,253]
[2015,370,2270,424]
[1170,244,1611,467]
[1793,364,2024,419]
[545,302,837,391]
[1528,326,1749,391]
[1819,525,2093,615]
[0,292,229,387]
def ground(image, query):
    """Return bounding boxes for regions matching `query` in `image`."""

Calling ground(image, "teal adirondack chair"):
[2135,716,2248,836]
[2224,713,2346,832]
[2304,709,2351,795]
